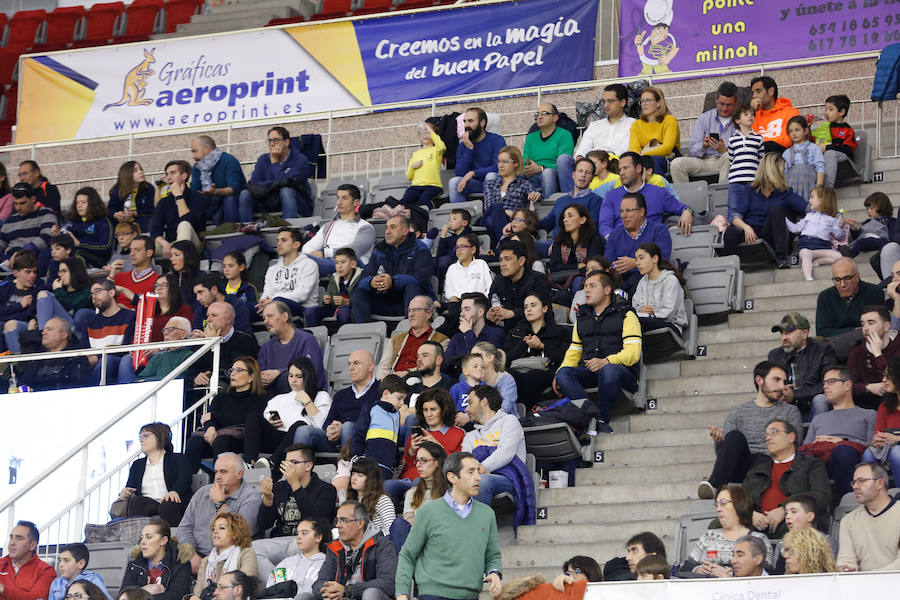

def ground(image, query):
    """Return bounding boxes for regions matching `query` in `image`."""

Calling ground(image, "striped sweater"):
[727,130,765,184]
[87,307,136,348]
[0,207,57,253]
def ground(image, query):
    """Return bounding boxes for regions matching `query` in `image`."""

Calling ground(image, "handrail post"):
[99,349,107,386]
[74,447,88,545]
[210,339,220,398]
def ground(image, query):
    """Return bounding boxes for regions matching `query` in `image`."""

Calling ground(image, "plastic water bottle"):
[377,265,386,275]
[491,293,501,307]
[7,372,18,394]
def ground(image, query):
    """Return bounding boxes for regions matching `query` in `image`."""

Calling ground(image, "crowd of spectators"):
[1,69,898,600]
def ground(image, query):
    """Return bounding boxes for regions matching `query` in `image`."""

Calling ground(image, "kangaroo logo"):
[102,48,156,111]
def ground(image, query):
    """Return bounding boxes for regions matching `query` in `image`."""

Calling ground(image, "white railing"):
[0,336,223,552]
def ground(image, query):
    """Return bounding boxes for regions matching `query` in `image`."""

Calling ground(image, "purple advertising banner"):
[618,0,893,78]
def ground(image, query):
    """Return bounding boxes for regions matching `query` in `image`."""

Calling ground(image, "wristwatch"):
[214,500,226,510]
[487,569,502,580]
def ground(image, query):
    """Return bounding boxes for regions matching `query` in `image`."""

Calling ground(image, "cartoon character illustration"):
[634,0,678,75]
[102,48,156,111]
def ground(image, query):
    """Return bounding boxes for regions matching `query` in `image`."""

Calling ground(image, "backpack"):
[872,43,900,102]
[527,111,580,146]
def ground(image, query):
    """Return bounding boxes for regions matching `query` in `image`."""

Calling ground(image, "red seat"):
[398,0,435,8]
[267,16,306,26]
[0,50,20,86]
[75,2,124,47]
[310,0,353,20]
[5,9,47,50]
[162,0,203,33]
[353,0,394,15]
[122,0,163,37]
[43,6,85,45]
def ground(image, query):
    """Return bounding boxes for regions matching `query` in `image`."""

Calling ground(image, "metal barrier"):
[0,335,222,552]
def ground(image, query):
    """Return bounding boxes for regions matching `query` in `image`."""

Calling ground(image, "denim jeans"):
[556,154,576,194]
[292,421,355,452]
[527,168,559,197]
[474,472,515,506]
[554,363,637,423]
[448,172,498,203]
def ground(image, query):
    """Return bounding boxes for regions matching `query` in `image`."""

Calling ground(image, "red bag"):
[799,440,866,462]
[132,293,158,370]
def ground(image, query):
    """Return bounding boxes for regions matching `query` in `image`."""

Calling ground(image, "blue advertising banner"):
[355,0,599,104]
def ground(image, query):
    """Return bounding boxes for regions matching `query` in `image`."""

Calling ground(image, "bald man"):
[191,301,259,387]
[12,317,90,391]
[815,257,886,361]
[294,349,379,453]
[189,135,247,225]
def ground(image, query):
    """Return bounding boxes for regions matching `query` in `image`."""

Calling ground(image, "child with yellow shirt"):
[402,124,446,209]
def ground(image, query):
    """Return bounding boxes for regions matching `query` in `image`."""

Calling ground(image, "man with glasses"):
[137,316,194,382]
[84,278,137,385]
[558,84,636,193]
[177,453,261,568]
[522,103,574,197]
[836,461,900,571]
[603,191,673,294]
[238,126,312,222]
[0,520,55,600]
[189,135,246,225]
[670,82,738,183]
[212,570,254,600]
[848,305,900,410]
[815,257,885,362]
[396,451,503,600]
[376,296,448,379]
[305,501,397,600]
[17,160,60,217]
[448,107,506,204]
[258,444,337,538]
[742,419,830,539]
[596,152,692,238]
[804,365,876,498]
[0,183,57,268]
[698,361,802,499]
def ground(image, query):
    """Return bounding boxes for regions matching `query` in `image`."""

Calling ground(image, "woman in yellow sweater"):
[402,124,446,209]
[629,86,681,175]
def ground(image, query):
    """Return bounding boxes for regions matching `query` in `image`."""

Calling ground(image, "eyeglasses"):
[497,159,515,165]
[228,367,249,375]
[65,594,88,600]
[764,428,786,437]
[161,326,183,333]
[414,457,435,465]
[851,477,878,486]
[831,274,858,283]
[511,217,526,224]
[564,568,583,577]
[288,459,313,465]
[90,289,108,296]
[534,111,555,118]
[267,137,286,144]
[619,207,641,213]
[640,98,658,105]
[714,498,734,506]
[455,244,474,250]
[408,307,431,313]
[336,517,362,524]
[780,546,793,557]
[153,282,169,289]
[216,584,238,590]
[823,378,849,385]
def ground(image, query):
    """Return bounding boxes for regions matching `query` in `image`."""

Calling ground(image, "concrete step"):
[502,534,676,569]
[744,293,818,313]
[178,12,283,34]
[208,0,305,14]
[639,392,750,412]
[596,444,715,467]
[576,461,711,486]
[593,427,709,450]
[648,373,755,397]
[629,409,731,431]
[517,517,678,544]
[728,308,816,328]
[744,279,832,299]
[538,480,696,506]
[531,498,694,525]
[698,325,779,344]
[696,339,777,360]
[681,357,761,376]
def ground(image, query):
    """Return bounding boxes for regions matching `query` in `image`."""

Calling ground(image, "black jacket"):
[125,452,193,501]
[742,452,831,538]
[489,268,552,330]
[767,337,836,403]
[505,320,570,370]
[574,300,640,378]
[13,341,90,391]
[120,540,193,600]
[258,472,338,537]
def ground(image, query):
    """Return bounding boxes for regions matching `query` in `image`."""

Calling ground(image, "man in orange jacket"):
[750,76,800,154]
[0,521,55,600]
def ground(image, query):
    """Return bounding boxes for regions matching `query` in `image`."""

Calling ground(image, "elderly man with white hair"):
[138,316,195,381]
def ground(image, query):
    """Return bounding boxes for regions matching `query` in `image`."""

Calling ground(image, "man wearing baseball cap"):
[767,312,835,421]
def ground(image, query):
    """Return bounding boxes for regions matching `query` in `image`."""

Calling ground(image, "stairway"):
[154,0,315,38]
[499,155,900,582]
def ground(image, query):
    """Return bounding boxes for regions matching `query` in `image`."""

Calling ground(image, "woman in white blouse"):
[117,422,192,525]
[245,357,332,471]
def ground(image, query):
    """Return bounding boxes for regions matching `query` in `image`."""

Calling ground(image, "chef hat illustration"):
[644,0,674,26]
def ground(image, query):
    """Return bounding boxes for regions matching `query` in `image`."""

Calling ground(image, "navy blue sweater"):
[150,189,208,241]
[454,132,506,180]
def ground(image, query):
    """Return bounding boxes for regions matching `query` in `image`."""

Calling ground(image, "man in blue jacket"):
[605,192,673,293]
[597,152,692,238]
[190,135,247,225]
[237,127,311,222]
[350,215,434,322]
[449,107,506,203]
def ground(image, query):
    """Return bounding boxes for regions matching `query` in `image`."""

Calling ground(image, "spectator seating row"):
[266,0,457,25]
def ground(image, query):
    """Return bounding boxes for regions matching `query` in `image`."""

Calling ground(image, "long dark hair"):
[65,580,108,600]
[562,555,603,582]
[636,242,685,285]
[415,388,456,428]
[116,160,151,199]
[302,517,333,553]
[68,186,108,221]
[61,257,90,291]
[0,162,11,195]
[554,203,597,249]
[883,355,900,413]
[171,240,201,293]
[290,356,320,396]
[410,441,449,510]
[348,457,386,517]
[156,272,185,315]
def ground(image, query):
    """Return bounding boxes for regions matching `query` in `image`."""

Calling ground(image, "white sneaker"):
[698,480,715,500]
[253,457,270,471]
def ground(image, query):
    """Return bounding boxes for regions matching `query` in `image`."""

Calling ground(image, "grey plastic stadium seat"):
[672,499,717,565]
[708,183,729,218]
[670,225,719,265]
[85,542,131,597]
[683,256,743,315]
[427,200,484,231]
[329,322,387,389]
[836,130,873,185]
[642,298,698,362]
[316,178,369,218]
[370,173,413,204]
[671,181,709,218]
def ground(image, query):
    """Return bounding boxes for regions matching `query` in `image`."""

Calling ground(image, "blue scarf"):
[197,148,223,190]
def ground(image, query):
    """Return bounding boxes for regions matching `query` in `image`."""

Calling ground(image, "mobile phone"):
[709,133,720,141]
[269,411,280,421]
[411,426,423,437]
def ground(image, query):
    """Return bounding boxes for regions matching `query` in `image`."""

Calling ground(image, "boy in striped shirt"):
[727,104,765,231]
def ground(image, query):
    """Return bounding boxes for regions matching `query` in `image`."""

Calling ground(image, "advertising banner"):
[618,0,891,78]
[16,0,597,144]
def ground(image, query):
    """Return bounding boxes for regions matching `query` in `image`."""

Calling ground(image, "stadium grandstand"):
[0,0,899,598]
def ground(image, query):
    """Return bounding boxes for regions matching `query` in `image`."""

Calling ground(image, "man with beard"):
[409,341,454,393]
[767,312,835,421]
[449,107,507,203]
[697,361,803,499]
[85,278,136,384]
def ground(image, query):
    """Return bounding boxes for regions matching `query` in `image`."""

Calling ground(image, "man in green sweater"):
[522,103,574,197]
[815,257,885,362]
[395,452,503,600]
[137,316,194,381]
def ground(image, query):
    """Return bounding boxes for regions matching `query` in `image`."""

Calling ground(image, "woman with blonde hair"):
[629,86,680,175]
[722,153,807,268]
[781,527,835,574]
[472,341,517,415]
